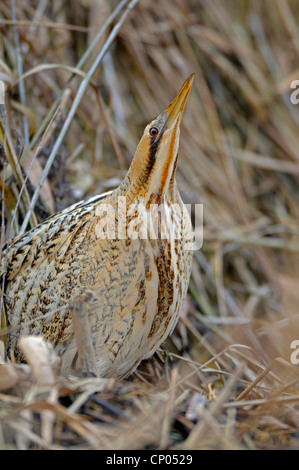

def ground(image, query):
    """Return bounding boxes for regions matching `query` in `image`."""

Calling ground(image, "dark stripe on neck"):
[144,133,163,179]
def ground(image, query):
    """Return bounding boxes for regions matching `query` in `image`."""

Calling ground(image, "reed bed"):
[0,0,299,450]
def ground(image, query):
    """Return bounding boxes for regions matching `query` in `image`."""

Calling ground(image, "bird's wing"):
[1,189,113,281]
[2,189,114,353]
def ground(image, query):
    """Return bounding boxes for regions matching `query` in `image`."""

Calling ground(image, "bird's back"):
[2,192,108,362]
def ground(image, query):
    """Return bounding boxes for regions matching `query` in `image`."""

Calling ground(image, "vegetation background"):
[1,0,299,450]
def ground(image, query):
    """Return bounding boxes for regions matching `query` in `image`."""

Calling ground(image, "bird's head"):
[125,74,194,202]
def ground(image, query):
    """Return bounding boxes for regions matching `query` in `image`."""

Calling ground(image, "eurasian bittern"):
[2,74,194,378]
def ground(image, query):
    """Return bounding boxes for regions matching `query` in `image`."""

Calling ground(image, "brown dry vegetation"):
[1,0,299,450]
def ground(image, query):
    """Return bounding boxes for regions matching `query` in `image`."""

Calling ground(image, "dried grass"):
[0,0,299,450]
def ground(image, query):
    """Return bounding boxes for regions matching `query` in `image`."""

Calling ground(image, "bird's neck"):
[117,142,180,206]
[117,165,180,208]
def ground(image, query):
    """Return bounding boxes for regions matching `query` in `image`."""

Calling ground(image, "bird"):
[1,74,194,378]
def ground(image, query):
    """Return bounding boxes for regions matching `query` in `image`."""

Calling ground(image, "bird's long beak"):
[163,73,194,130]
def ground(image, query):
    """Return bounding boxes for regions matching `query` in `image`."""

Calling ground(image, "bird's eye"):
[149,127,158,137]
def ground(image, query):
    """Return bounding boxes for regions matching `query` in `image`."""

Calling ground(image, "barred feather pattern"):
[2,185,192,378]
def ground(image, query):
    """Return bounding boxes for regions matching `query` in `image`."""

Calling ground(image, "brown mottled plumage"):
[1,75,194,378]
